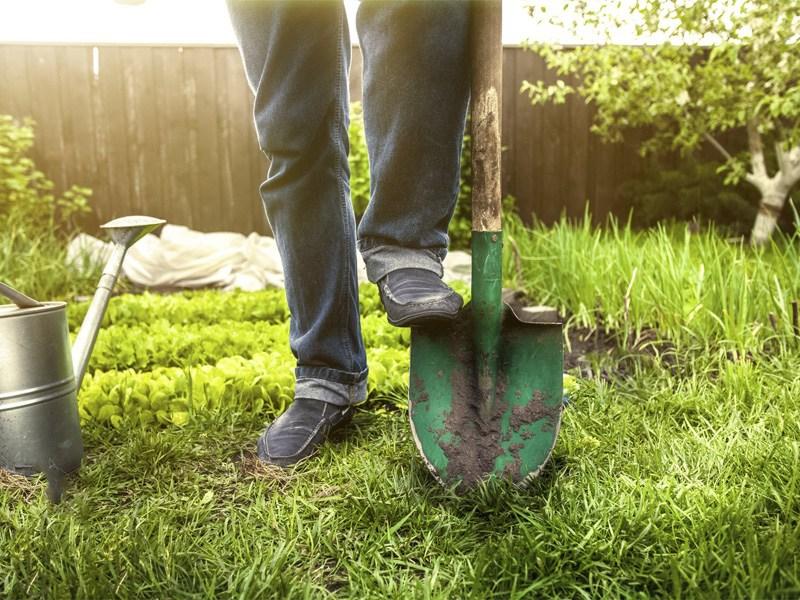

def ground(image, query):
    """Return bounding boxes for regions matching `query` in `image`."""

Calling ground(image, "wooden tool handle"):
[470,0,503,232]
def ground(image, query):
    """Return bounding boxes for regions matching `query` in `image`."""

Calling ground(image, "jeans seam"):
[333,6,356,387]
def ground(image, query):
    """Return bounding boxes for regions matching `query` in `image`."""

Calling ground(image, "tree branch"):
[774,140,788,174]
[747,118,768,179]
[703,132,733,162]
[785,145,800,187]
[776,144,800,188]
[745,172,762,188]
[789,145,800,169]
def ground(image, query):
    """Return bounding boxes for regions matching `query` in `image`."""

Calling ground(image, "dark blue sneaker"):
[257,398,354,467]
[378,268,463,327]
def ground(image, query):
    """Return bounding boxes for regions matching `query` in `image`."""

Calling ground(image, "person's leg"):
[355,0,471,324]
[227,0,367,463]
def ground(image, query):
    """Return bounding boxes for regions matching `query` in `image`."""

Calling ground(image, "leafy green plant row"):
[67,287,292,331]
[79,346,409,429]
[84,319,289,372]
[83,313,412,372]
[69,282,471,333]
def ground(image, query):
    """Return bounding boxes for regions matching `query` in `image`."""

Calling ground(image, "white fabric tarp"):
[67,224,472,291]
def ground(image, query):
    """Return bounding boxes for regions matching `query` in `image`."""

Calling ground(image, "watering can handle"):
[470,0,502,233]
[0,281,44,309]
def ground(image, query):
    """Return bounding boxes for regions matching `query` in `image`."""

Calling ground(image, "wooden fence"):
[0,44,648,234]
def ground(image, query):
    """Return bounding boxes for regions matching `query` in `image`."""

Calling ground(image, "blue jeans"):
[227,0,470,406]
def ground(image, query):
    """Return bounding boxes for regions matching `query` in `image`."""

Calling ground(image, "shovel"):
[408,0,563,491]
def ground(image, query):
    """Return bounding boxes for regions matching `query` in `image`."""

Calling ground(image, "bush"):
[618,157,763,235]
[0,115,97,300]
[348,103,473,250]
[0,116,91,230]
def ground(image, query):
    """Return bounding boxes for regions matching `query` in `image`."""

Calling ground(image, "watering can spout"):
[71,216,165,388]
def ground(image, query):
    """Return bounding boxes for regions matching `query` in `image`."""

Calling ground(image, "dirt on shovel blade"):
[412,306,561,490]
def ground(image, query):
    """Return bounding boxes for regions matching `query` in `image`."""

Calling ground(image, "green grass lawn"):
[2,217,800,598]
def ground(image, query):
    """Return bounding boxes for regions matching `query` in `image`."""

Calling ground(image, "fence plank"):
[215,47,264,235]
[566,73,589,218]
[91,46,131,223]
[0,46,33,123]
[539,53,565,224]
[501,47,517,202]
[56,47,100,229]
[513,49,542,223]
[214,48,238,233]
[185,47,223,231]
[152,46,193,229]
[24,47,68,193]
[121,47,153,216]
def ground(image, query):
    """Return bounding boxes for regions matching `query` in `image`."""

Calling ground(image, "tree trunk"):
[745,123,800,245]
[750,188,789,245]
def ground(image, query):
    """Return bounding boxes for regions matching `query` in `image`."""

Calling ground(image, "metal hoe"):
[408,1,563,491]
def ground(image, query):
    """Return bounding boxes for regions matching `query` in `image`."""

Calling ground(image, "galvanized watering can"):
[0,216,164,502]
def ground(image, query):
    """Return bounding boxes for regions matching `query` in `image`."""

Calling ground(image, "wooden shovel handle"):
[470,0,503,232]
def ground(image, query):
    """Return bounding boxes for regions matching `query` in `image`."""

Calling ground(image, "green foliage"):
[0,115,91,231]
[619,158,760,233]
[79,345,410,429]
[81,314,413,374]
[5,356,800,597]
[522,0,800,185]
[69,283,433,428]
[62,208,800,432]
[67,287,292,331]
[80,352,294,429]
[84,319,292,372]
[0,115,98,300]
[348,104,473,250]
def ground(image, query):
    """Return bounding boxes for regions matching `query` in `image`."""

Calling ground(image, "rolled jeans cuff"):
[295,365,369,407]
[358,243,445,283]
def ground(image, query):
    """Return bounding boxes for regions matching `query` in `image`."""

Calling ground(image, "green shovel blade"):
[408,304,564,491]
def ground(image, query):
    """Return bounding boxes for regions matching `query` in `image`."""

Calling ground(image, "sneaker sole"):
[387,308,461,328]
